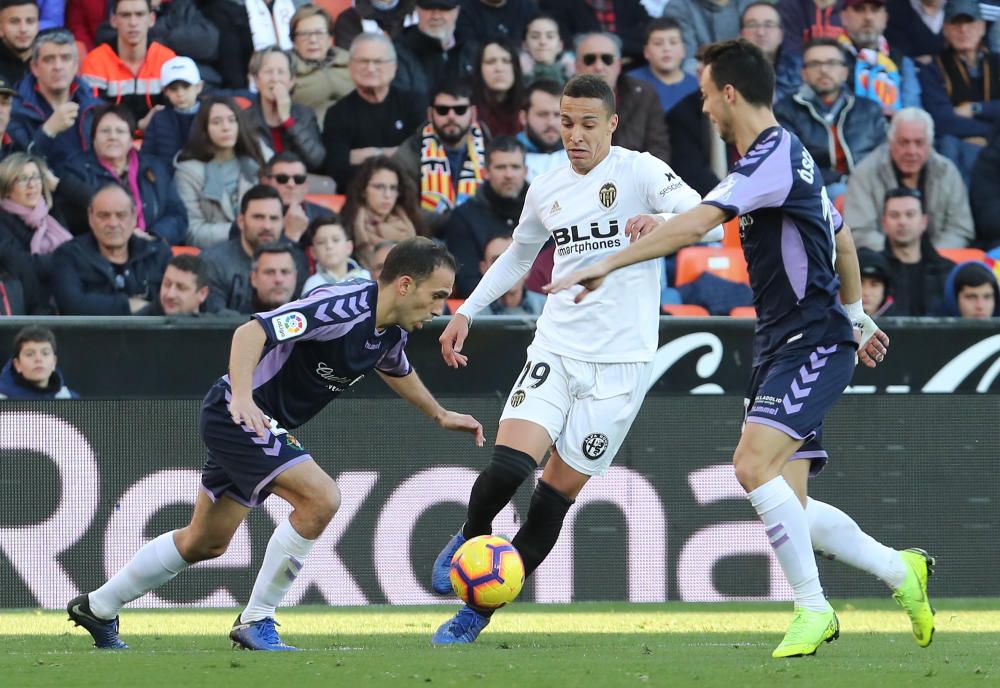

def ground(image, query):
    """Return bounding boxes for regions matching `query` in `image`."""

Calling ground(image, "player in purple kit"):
[67,237,484,651]
[548,39,935,659]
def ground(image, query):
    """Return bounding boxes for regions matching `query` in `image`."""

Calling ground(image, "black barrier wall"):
[1,395,997,609]
[1,317,999,397]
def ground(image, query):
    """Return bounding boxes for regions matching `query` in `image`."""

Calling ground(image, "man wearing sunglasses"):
[259,152,329,246]
[574,32,671,165]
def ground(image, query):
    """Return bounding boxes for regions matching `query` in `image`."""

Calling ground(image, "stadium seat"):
[661,304,710,316]
[447,298,465,314]
[171,245,201,256]
[233,96,253,110]
[729,306,756,318]
[938,248,988,264]
[834,194,845,214]
[675,246,749,286]
[722,217,741,249]
[314,0,352,20]
[305,194,346,213]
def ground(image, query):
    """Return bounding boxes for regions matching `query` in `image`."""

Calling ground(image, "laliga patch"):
[582,433,609,460]
[272,311,307,341]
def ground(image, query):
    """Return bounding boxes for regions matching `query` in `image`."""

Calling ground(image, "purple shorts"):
[743,343,855,476]
[198,382,313,507]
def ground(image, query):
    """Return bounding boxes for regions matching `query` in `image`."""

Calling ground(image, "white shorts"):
[499,344,653,476]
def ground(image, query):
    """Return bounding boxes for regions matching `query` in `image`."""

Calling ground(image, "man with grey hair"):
[394,0,477,107]
[844,107,974,250]
[323,32,424,190]
[9,29,102,168]
[574,32,671,163]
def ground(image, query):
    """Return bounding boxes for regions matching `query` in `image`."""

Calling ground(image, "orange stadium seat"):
[171,245,200,256]
[314,0,353,20]
[661,304,710,317]
[938,248,988,264]
[305,194,347,213]
[675,246,749,286]
[722,217,741,249]
[447,298,465,314]
[729,306,756,318]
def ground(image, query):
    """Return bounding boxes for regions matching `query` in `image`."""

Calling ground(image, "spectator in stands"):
[141,56,203,169]
[774,38,887,197]
[0,0,37,87]
[519,14,572,85]
[36,0,61,31]
[10,29,101,169]
[301,215,371,293]
[0,152,69,311]
[140,253,211,315]
[457,0,536,44]
[334,0,418,50]
[574,32,671,163]
[480,233,545,315]
[249,242,299,312]
[917,0,997,186]
[473,39,526,137]
[322,33,424,192]
[395,81,487,232]
[858,247,895,315]
[0,326,77,399]
[627,18,699,115]
[740,2,801,102]
[56,104,187,244]
[664,44,719,196]
[516,78,565,180]
[444,135,527,297]
[844,107,974,250]
[67,0,109,52]
[201,184,307,314]
[933,260,1000,318]
[394,0,477,107]
[342,156,424,268]
[540,0,652,66]
[879,187,954,315]
[837,0,921,114]
[290,5,353,129]
[175,96,269,249]
[0,74,19,162]
[246,48,326,174]
[259,152,329,246]
[51,183,171,315]
[884,0,944,58]
[663,0,757,76]
[779,0,844,60]
[368,238,399,281]
[80,0,177,127]
[969,123,1000,249]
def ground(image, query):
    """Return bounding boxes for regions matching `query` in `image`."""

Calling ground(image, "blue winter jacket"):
[0,359,78,399]
[9,76,103,169]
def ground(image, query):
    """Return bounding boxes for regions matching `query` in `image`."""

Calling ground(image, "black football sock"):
[511,479,575,578]
[462,445,538,539]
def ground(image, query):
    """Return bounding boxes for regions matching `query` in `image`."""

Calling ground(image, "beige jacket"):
[293,48,354,129]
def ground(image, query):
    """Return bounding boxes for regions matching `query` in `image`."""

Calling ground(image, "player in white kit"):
[429,74,722,644]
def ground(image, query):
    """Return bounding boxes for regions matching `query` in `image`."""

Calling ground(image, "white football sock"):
[748,477,829,612]
[88,531,190,620]
[806,497,908,589]
[241,519,316,623]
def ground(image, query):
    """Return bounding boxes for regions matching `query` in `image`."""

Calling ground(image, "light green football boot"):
[772,606,840,658]
[892,548,936,648]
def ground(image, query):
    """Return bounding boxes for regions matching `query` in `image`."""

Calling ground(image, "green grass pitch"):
[2,600,999,688]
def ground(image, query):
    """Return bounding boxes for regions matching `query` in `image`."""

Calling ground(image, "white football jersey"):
[518,146,703,363]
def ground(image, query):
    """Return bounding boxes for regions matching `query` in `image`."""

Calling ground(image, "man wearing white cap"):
[141,55,204,169]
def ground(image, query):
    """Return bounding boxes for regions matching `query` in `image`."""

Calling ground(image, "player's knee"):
[305,478,341,528]
[732,451,770,492]
[176,536,229,563]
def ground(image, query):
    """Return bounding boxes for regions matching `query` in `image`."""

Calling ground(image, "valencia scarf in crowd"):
[838,34,902,113]
[419,122,486,214]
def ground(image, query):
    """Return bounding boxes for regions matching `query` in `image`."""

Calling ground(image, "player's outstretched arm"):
[228,320,270,437]
[377,370,485,446]
[834,224,889,368]
[439,313,471,369]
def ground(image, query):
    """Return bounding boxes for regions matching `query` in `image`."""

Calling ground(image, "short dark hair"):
[240,184,283,215]
[562,74,616,117]
[432,80,473,103]
[644,17,683,45]
[702,39,775,108]
[803,37,846,59]
[486,135,526,166]
[884,187,924,213]
[88,182,136,212]
[378,237,456,285]
[954,263,997,294]
[740,2,781,27]
[522,78,563,111]
[13,326,56,358]
[251,242,297,270]
[167,254,209,289]
[112,0,154,13]
[261,151,306,176]
[304,214,350,245]
[90,104,137,150]
[0,0,40,11]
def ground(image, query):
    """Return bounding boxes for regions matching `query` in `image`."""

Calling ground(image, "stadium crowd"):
[0,0,997,321]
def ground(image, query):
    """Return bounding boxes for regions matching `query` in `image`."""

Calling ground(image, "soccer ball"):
[450,535,525,609]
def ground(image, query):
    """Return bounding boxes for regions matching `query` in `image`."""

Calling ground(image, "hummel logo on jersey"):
[549,201,562,215]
